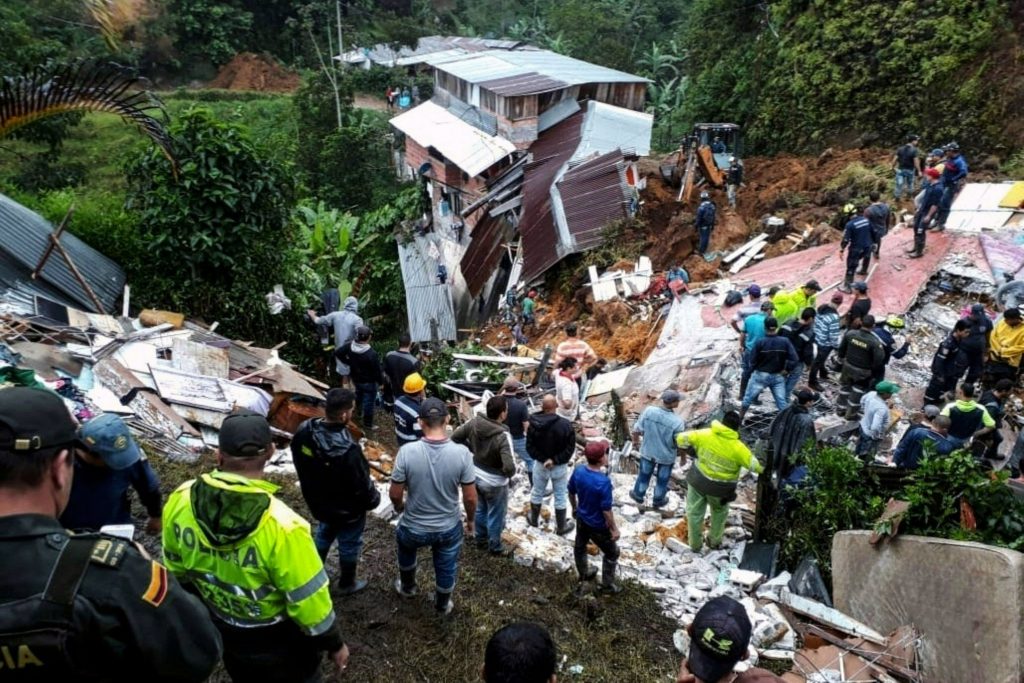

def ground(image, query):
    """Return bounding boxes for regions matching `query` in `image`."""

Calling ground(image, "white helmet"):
[700,191,710,200]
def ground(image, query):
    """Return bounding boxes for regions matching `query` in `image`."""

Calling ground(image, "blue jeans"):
[742,370,788,410]
[474,479,509,552]
[698,226,712,254]
[856,430,880,459]
[894,168,915,199]
[784,361,805,400]
[395,522,463,593]
[936,183,955,226]
[631,457,673,508]
[314,516,366,564]
[739,348,754,398]
[512,437,532,473]
[355,382,377,428]
[530,461,569,509]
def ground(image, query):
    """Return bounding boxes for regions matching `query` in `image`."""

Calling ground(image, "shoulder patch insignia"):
[141,561,169,607]
[89,538,127,568]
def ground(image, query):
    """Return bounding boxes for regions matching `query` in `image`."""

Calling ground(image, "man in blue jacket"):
[892,415,955,469]
[907,167,944,257]
[739,317,799,419]
[60,413,162,534]
[935,142,968,230]
[839,209,873,292]
[695,192,717,255]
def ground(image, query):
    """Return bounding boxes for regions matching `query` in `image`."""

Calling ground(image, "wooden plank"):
[777,590,887,645]
[452,353,539,366]
[729,241,767,274]
[723,233,769,264]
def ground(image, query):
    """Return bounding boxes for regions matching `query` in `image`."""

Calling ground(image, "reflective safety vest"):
[162,471,336,637]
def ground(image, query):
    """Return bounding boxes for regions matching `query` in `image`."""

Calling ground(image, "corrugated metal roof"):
[538,97,580,133]
[477,72,567,96]
[337,35,529,67]
[397,234,457,342]
[573,101,652,161]
[557,150,631,251]
[426,49,650,91]
[0,194,125,313]
[460,214,512,297]
[519,112,584,283]
[442,96,498,136]
[391,101,515,177]
[946,182,1018,233]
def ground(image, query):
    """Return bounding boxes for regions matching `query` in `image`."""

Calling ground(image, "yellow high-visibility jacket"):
[676,421,762,482]
[162,471,336,638]
[989,319,1024,368]
[772,288,817,326]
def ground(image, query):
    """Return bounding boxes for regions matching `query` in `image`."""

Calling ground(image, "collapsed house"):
[389,47,653,338]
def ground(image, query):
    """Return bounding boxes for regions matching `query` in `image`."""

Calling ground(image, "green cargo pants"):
[686,485,731,552]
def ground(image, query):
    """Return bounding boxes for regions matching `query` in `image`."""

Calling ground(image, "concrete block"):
[833,530,1024,683]
[665,536,688,554]
[620,504,641,522]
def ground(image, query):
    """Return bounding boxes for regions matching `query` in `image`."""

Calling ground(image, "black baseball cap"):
[688,597,752,682]
[219,409,272,457]
[0,387,79,453]
[418,397,448,419]
[794,388,819,403]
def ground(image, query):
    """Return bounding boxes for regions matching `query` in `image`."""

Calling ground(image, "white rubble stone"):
[673,629,691,654]
[684,585,708,605]
[619,504,641,522]
[646,537,663,553]
[724,526,748,540]
[639,516,658,534]
[665,537,688,554]
[708,583,742,600]
[371,498,395,520]
[729,568,764,591]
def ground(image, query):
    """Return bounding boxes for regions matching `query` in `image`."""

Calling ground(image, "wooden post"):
[31,204,75,279]
[50,232,106,315]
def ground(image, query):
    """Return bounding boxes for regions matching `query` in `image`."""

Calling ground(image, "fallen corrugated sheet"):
[460,214,512,297]
[558,150,631,251]
[390,101,516,177]
[946,182,1020,232]
[397,234,458,342]
[537,97,580,133]
[739,227,961,317]
[0,193,126,313]
[519,112,583,283]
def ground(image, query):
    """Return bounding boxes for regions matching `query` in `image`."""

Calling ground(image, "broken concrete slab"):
[833,530,1024,683]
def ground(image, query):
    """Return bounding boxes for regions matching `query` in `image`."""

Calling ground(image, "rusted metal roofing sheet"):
[390,101,515,177]
[477,72,567,96]
[0,193,125,313]
[519,112,584,284]
[460,214,512,297]
[557,151,631,251]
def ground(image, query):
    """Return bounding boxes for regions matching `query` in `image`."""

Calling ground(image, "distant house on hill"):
[387,46,653,339]
[335,35,529,71]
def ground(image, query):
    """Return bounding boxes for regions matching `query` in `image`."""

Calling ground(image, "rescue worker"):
[934,142,968,230]
[737,300,775,399]
[726,157,743,209]
[307,296,362,387]
[860,192,893,274]
[924,320,971,407]
[892,134,921,201]
[986,307,1024,385]
[771,280,821,326]
[163,410,349,683]
[856,381,899,460]
[978,379,1013,460]
[780,307,816,398]
[695,192,717,255]
[739,317,799,417]
[892,416,955,470]
[394,372,427,445]
[956,303,993,384]
[844,281,871,329]
[940,383,994,448]
[711,136,726,154]
[809,293,843,390]
[907,167,943,257]
[0,387,222,682]
[677,411,762,553]
[839,208,874,293]
[871,315,911,382]
[836,314,886,419]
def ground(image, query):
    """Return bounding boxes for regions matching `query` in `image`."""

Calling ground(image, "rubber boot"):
[394,568,417,598]
[555,508,575,536]
[600,558,622,594]
[337,561,368,596]
[435,590,454,615]
[527,503,541,527]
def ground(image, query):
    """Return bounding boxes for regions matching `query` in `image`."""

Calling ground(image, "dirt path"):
[354,94,390,112]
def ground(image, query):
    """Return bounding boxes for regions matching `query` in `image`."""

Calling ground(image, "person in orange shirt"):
[553,323,597,379]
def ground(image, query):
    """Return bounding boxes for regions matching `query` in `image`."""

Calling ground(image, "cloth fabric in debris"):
[0,366,44,389]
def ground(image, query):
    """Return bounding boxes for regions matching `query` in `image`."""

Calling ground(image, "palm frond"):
[0,61,176,170]
[84,0,128,51]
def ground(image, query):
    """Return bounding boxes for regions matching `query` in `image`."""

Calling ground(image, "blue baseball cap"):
[79,414,141,470]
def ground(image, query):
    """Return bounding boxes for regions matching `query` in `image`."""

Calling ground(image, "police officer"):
[162,409,349,683]
[838,207,874,293]
[924,320,971,407]
[836,314,886,419]
[695,191,717,255]
[0,387,221,682]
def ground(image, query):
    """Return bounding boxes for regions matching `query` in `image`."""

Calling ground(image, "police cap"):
[219,409,272,457]
[0,387,78,453]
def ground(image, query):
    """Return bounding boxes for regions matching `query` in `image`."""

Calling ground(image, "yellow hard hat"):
[403,373,427,393]
[885,315,905,329]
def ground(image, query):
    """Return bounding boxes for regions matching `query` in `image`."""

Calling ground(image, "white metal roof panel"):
[572,101,652,161]
[397,235,457,342]
[390,101,515,177]
[947,183,1018,233]
[426,49,650,89]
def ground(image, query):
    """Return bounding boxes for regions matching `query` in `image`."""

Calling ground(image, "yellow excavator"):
[665,123,741,204]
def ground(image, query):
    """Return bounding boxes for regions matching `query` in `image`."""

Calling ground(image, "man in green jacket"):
[677,411,762,553]
[771,280,821,325]
[163,410,349,683]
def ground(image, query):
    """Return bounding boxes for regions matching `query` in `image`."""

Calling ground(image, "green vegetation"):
[768,447,1024,584]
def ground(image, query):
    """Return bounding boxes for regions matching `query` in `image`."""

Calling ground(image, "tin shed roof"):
[390,101,515,177]
[558,150,632,252]
[0,194,125,313]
